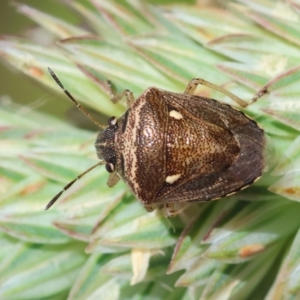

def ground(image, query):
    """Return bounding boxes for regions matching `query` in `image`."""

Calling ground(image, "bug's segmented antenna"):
[45,161,105,210]
[48,67,105,129]
[46,68,107,210]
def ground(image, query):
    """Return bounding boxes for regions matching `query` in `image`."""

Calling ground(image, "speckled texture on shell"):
[96,87,265,205]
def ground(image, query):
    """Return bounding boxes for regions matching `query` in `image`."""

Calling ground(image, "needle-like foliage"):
[1,1,300,299]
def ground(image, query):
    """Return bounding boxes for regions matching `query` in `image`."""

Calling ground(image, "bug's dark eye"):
[108,116,117,126]
[105,162,115,173]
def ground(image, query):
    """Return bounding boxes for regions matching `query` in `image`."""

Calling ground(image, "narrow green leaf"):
[91,0,155,36]
[0,181,71,244]
[71,2,118,39]
[0,36,119,116]
[0,99,72,129]
[15,3,89,38]
[209,34,300,72]
[53,176,126,241]
[241,0,300,46]
[200,244,282,299]
[129,36,228,85]
[266,228,300,299]
[165,5,253,44]
[67,253,122,300]
[88,195,177,252]
[0,242,87,300]
[204,200,300,263]
[217,62,268,90]
[168,200,238,275]
[59,36,176,95]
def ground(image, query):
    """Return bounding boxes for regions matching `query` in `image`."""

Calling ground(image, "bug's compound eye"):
[105,162,115,173]
[108,116,117,126]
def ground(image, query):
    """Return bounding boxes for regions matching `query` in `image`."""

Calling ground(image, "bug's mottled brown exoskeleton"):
[46,68,266,217]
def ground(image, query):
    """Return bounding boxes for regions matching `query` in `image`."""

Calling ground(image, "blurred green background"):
[0,0,76,118]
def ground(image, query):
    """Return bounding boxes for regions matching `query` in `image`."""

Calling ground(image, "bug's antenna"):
[48,67,105,129]
[45,161,105,210]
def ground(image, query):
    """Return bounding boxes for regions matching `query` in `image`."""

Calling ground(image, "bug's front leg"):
[163,203,178,217]
[163,203,190,218]
[144,203,186,217]
[106,80,135,108]
[184,78,268,107]
[143,204,158,213]
[107,172,120,187]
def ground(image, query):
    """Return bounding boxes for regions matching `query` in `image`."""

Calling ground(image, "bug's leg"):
[163,203,190,217]
[144,204,157,213]
[107,80,135,107]
[164,203,177,217]
[184,78,268,108]
[107,172,120,187]
[184,78,248,107]
[248,87,269,105]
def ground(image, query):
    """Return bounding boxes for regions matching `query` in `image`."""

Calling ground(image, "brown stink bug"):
[46,68,267,217]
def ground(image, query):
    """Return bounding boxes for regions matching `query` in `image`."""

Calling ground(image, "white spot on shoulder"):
[166,174,181,184]
[169,110,183,120]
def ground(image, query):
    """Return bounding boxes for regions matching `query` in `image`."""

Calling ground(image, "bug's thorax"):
[113,87,165,195]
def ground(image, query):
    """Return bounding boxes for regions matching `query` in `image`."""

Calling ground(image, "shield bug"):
[46,68,266,217]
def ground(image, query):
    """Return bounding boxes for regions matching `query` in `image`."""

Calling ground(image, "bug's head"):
[95,116,118,173]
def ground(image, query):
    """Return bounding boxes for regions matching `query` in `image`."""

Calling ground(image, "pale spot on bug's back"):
[169,110,183,120]
[166,174,181,184]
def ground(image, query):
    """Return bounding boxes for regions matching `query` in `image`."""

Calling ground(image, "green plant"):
[1,1,300,299]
